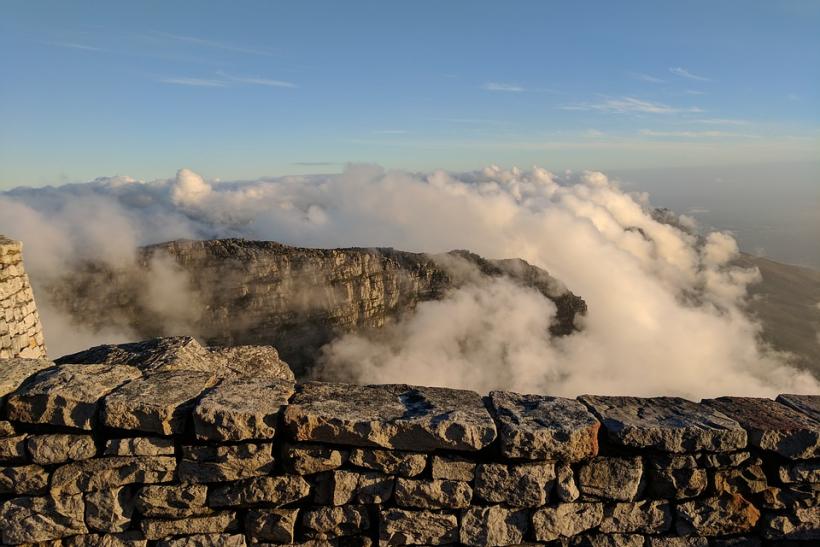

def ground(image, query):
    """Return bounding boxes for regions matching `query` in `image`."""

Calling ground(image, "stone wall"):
[0,236,46,359]
[0,337,818,546]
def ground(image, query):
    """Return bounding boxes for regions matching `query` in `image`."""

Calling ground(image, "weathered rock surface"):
[282,443,349,475]
[474,462,555,507]
[0,433,26,462]
[315,470,395,505]
[578,457,643,501]
[394,478,472,509]
[599,500,672,533]
[6,364,141,430]
[105,437,175,456]
[140,511,238,540]
[178,443,274,483]
[675,494,761,536]
[193,377,294,441]
[208,475,311,507]
[48,239,586,377]
[0,463,49,495]
[777,393,820,422]
[0,494,88,544]
[762,507,820,540]
[379,508,458,545]
[284,382,497,451]
[762,483,820,510]
[579,396,746,452]
[431,454,475,481]
[136,484,211,518]
[779,461,820,483]
[574,534,645,547]
[348,448,426,477]
[156,534,246,547]
[63,531,148,546]
[531,503,604,541]
[490,391,600,462]
[703,396,820,459]
[26,433,96,464]
[714,465,768,498]
[51,456,177,494]
[207,344,295,381]
[556,463,580,502]
[303,505,370,539]
[246,508,299,542]
[648,467,707,499]
[85,487,136,533]
[0,358,52,401]
[102,369,217,435]
[460,505,528,547]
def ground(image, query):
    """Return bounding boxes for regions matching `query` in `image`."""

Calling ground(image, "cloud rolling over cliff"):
[1,165,816,397]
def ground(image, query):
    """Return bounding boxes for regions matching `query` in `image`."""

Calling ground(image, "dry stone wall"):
[0,336,818,546]
[0,236,46,360]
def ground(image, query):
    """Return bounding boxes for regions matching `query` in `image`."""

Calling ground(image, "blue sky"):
[1,0,818,187]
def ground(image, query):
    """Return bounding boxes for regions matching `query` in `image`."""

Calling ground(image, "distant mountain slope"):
[738,253,820,378]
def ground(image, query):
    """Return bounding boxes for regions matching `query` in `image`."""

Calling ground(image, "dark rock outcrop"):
[46,239,586,376]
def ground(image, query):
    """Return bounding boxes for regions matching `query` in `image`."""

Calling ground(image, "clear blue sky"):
[1,0,818,187]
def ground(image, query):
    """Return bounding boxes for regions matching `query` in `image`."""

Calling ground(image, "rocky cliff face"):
[46,239,586,376]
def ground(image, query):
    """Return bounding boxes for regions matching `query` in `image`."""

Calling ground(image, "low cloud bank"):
[1,165,816,397]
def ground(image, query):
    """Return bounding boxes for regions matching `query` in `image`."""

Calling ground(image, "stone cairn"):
[0,336,817,546]
[0,236,46,360]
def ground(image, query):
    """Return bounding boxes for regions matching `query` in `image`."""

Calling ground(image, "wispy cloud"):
[683,89,706,95]
[149,31,277,57]
[47,41,102,52]
[693,118,750,126]
[630,72,665,83]
[217,72,297,88]
[561,97,702,114]
[640,129,759,138]
[372,130,408,135]
[669,67,711,81]
[159,78,227,88]
[482,82,525,92]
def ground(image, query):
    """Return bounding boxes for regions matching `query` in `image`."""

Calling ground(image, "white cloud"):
[693,118,750,126]
[2,165,816,397]
[670,67,711,81]
[562,97,702,114]
[639,129,759,139]
[47,42,102,52]
[149,31,276,57]
[160,78,227,88]
[482,82,525,92]
[630,72,665,83]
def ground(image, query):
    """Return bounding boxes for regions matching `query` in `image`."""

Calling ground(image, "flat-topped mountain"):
[47,239,586,376]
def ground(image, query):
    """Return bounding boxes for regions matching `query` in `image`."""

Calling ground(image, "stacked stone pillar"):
[0,236,46,359]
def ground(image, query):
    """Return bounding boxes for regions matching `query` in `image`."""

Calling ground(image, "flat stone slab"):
[777,394,820,423]
[283,382,497,451]
[579,396,746,452]
[56,336,213,373]
[193,378,294,441]
[207,345,294,381]
[490,391,600,462]
[0,358,53,400]
[50,456,177,494]
[702,397,820,459]
[102,370,217,435]
[6,364,142,430]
